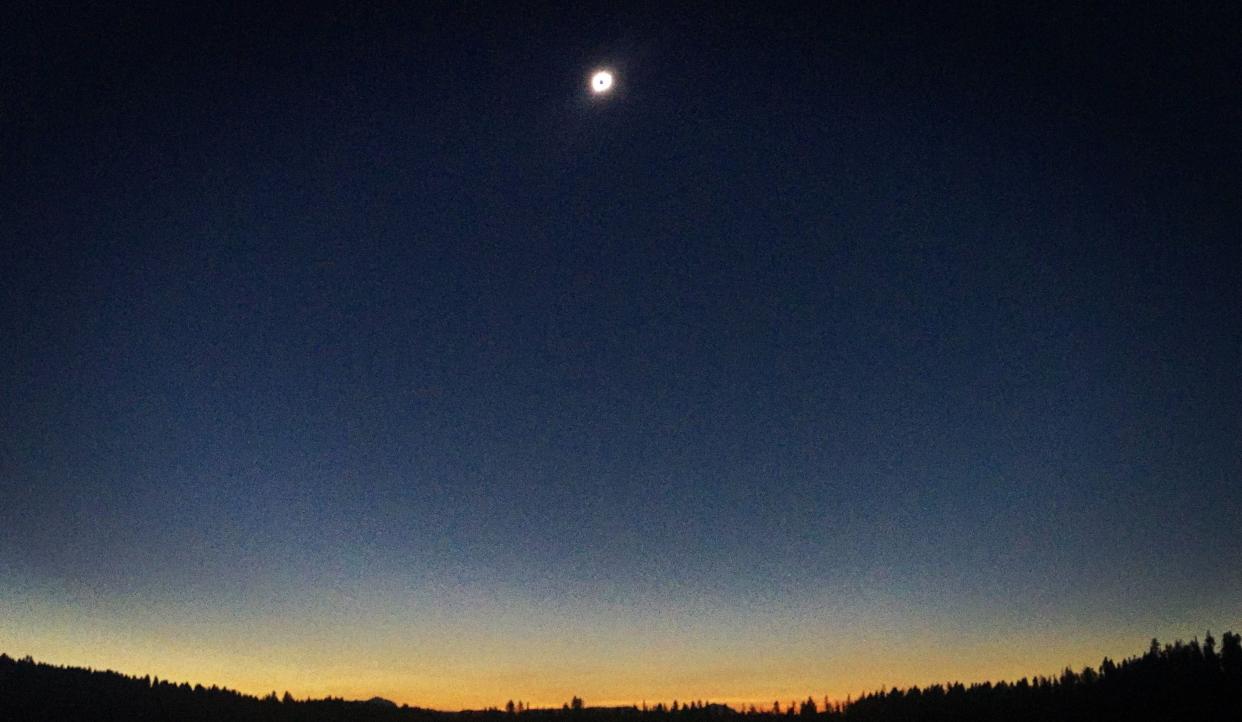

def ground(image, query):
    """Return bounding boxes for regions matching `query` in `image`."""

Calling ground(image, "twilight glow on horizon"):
[2,2,1239,712]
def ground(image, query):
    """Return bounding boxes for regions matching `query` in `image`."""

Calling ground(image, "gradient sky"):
[2,1,1240,710]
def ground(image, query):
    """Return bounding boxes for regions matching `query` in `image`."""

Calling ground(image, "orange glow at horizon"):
[3,586,1222,711]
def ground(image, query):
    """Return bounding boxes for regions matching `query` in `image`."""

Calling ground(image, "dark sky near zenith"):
[2,0,1240,708]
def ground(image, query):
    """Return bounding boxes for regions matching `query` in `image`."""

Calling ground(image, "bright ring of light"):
[591,71,614,94]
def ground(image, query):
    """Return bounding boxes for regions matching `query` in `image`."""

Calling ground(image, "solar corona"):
[591,70,614,94]
[4,3,1237,720]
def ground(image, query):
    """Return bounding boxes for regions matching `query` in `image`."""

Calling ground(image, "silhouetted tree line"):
[838,632,1242,722]
[0,654,433,722]
[3,632,1239,721]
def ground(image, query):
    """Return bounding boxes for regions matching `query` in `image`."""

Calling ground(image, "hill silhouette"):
[2,632,1239,721]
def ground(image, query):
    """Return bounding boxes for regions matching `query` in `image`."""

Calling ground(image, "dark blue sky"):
[2,0,1240,708]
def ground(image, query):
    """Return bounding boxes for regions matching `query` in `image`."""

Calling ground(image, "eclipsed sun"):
[591,70,614,94]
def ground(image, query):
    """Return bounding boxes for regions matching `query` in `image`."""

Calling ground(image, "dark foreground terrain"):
[2,632,1240,721]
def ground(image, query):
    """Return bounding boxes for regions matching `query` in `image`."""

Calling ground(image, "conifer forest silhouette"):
[3,631,1240,721]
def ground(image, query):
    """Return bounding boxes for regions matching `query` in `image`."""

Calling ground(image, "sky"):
[2,0,1240,710]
